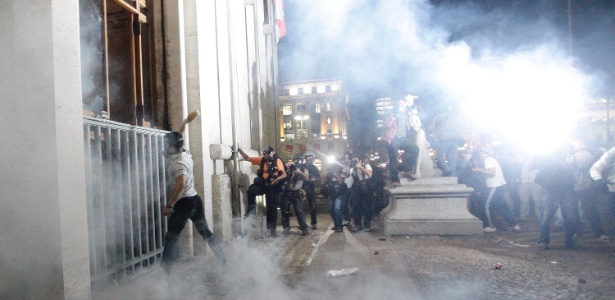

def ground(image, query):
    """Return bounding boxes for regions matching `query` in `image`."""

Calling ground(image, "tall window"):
[80,0,156,127]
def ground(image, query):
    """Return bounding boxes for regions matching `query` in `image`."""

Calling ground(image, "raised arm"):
[178,110,200,134]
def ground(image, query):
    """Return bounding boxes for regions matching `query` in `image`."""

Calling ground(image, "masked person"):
[303,152,321,230]
[350,155,375,232]
[161,130,226,273]
[239,146,287,236]
[322,162,347,232]
[281,153,310,236]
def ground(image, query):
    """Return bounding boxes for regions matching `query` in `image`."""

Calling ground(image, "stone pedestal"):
[382,177,483,235]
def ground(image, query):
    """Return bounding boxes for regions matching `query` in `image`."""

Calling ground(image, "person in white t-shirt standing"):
[473,148,520,232]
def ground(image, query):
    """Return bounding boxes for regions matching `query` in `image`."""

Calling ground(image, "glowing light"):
[317,85,326,93]
[289,87,298,96]
[303,86,312,94]
[327,156,336,163]
[330,84,340,91]
[436,45,594,154]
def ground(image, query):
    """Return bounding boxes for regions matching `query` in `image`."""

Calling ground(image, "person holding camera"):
[322,161,347,232]
[341,152,355,227]
[350,155,375,232]
[281,153,310,236]
[239,146,287,236]
[303,152,321,230]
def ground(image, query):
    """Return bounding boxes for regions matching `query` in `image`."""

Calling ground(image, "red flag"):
[274,0,286,42]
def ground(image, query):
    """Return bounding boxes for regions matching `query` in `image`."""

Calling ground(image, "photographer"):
[239,146,287,236]
[322,160,347,232]
[303,152,321,230]
[281,154,310,236]
[350,155,374,232]
[341,152,355,227]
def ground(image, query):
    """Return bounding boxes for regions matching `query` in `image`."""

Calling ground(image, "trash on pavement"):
[327,267,359,277]
[493,262,503,269]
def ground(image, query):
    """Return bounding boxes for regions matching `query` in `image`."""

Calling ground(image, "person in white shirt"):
[473,149,520,232]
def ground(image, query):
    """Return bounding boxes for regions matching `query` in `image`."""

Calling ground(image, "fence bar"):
[83,116,168,284]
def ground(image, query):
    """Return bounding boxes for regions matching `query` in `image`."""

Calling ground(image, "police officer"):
[303,151,321,230]
[239,146,287,236]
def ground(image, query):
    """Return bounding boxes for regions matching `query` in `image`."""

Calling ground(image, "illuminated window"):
[326,102,331,111]
[303,86,312,94]
[316,85,326,93]
[330,84,340,91]
[283,105,293,115]
[326,116,332,125]
[289,87,298,96]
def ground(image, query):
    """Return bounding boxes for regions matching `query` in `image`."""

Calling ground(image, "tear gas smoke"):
[279,0,611,153]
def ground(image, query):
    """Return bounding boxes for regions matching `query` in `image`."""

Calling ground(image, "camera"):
[351,158,360,165]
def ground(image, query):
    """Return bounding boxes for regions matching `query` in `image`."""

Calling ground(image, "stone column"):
[0,0,91,298]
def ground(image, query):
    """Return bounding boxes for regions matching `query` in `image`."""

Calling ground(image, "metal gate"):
[83,116,169,286]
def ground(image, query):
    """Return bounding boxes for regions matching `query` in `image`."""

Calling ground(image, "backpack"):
[370,166,389,213]
[368,166,384,191]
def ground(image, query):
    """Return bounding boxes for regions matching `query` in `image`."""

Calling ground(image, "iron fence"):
[83,116,169,286]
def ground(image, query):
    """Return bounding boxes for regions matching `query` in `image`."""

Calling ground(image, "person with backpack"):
[239,146,287,236]
[281,153,310,236]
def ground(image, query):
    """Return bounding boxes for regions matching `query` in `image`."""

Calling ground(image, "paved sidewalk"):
[94,213,615,299]
[94,214,421,299]
[299,222,422,299]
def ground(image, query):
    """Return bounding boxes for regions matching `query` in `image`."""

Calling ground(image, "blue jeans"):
[538,189,577,246]
[328,193,344,228]
[434,139,460,177]
[485,186,517,227]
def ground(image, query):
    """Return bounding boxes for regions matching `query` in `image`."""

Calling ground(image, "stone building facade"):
[0,0,280,298]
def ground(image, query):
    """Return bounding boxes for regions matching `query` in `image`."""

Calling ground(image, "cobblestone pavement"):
[96,215,615,300]
[394,219,615,299]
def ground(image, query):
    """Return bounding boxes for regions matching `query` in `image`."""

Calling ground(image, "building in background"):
[278,78,350,164]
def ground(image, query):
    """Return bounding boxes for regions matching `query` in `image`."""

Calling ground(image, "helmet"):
[262,146,274,155]
[293,153,303,160]
[304,151,314,159]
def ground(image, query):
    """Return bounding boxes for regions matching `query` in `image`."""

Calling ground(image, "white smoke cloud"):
[280,0,605,152]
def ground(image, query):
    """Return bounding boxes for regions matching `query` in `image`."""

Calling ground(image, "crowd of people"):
[237,146,388,236]
[460,137,615,251]
[158,102,615,274]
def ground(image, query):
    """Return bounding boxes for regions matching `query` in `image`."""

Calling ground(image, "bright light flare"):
[437,45,594,154]
[327,155,336,163]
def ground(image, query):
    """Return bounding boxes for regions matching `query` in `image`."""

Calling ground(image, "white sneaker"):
[483,226,497,232]
[599,235,610,242]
